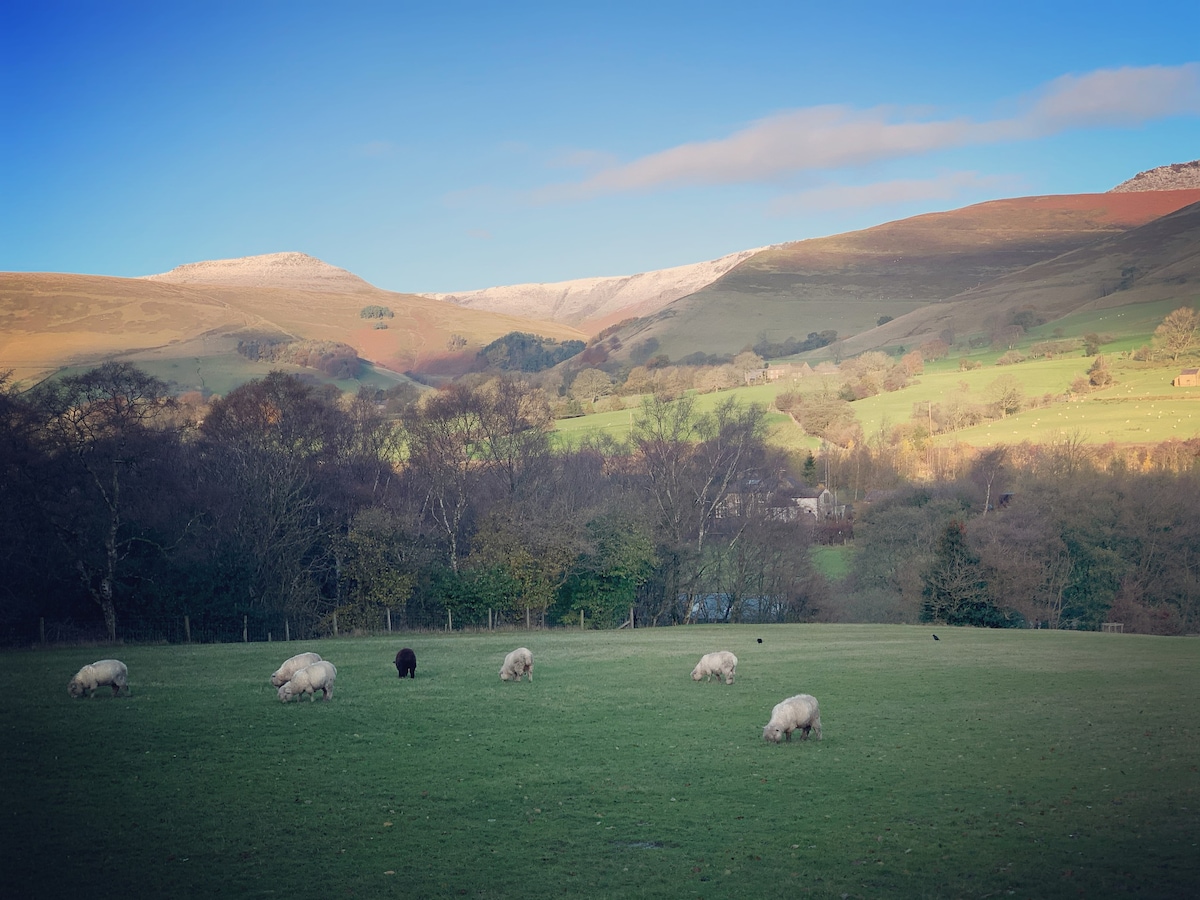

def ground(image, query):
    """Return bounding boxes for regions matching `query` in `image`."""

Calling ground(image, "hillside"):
[423,246,765,333]
[838,197,1200,355]
[598,190,1200,363]
[0,258,586,386]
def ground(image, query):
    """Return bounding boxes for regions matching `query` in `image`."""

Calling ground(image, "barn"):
[1172,368,1199,387]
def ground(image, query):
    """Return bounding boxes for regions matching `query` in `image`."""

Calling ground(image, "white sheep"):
[762,693,822,743]
[499,647,533,682]
[270,651,323,687]
[67,659,129,698]
[691,650,738,685]
[277,661,337,702]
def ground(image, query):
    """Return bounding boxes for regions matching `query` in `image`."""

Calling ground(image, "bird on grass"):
[932,634,939,641]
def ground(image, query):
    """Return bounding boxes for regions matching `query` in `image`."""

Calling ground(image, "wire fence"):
[8,605,629,648]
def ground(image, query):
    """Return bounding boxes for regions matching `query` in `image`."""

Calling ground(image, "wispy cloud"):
[768,171,1020,216]
[539,64,1200,200]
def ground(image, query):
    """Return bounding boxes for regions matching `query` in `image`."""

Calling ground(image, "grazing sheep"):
[277,661,337,702]
[691,650,738,685]
[762,694,822,743]
[499,647,533,682]
[67,659,129,698]
[270,651,322,687]
[395,647,417,679]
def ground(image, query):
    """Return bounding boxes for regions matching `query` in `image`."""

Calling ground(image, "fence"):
[11,604,638,648]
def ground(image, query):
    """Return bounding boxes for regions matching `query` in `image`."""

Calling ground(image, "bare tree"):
[1153,306,1199,362]
[29,363,177,641]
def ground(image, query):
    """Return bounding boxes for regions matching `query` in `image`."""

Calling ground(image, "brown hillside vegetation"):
[0,265,586,384]
[613,189,1200,361]
[841,197,1200,354]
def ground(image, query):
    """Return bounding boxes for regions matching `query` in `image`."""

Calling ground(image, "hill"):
[423,246,765,333]
[601,190,1200,363]
[839,196,1200,356]
[0,255,586,387]
[141,250,377,292]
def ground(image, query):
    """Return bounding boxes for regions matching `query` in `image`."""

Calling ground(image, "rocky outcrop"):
[1110,160,1200,192]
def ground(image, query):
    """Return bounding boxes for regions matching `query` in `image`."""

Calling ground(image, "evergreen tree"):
[920,519,1009,626]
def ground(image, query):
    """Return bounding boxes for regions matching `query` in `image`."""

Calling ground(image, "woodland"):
[2,352,1199,647]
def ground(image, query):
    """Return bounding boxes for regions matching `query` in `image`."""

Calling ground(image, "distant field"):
[48,354,418,396]
[7,626,1197,899]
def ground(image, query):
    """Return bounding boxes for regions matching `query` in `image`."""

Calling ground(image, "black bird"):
[932,634,939,641]
[757,638,763,643]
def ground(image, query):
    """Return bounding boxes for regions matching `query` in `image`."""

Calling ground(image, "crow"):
[932,634,939,641]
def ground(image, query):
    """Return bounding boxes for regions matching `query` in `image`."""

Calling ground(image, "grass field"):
[6,626,1197,899]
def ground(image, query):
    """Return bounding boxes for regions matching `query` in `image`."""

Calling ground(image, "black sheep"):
[395,647,417,679]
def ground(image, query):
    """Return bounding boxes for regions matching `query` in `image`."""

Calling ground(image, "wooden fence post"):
[285,619,290,642]
[580,609,584,630]
[243,615,248,642]
[333,611,338,637]
[447,609,453,631]
[39,617,45,645]
[629,605,635,629]
[386,608,392,633]
[184,615,191,643]
[489,608,493,631]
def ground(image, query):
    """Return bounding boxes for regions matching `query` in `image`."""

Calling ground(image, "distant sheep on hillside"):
[67,659,129,698]
[499,647,533,682]
[271,651,322,687]
[691,650,737,685]
[762,694,822,744]
[278,661,337,702]
[395,648,417,679]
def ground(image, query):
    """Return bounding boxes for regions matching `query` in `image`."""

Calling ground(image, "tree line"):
[3,363,1198,644]
[0,364,821,644]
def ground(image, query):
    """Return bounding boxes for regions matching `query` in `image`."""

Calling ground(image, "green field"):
[7,627,1198,898]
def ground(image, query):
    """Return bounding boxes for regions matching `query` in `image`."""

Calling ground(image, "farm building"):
[1172,368,1199,387]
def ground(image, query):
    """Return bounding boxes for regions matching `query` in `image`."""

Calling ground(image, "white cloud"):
[768,171,1019,215]
[1024,63,1200,132]
[540,64,1200,199]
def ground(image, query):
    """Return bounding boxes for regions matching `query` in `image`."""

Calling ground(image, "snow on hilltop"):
[142,251,376,292]
[422,247,768,327]
[1110,160,1200,192]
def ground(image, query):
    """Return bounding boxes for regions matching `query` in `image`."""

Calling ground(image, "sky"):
[2,1,1199,294]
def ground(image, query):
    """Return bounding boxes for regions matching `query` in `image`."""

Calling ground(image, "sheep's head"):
[67,678,84,698]
[691,667,704,681]
[270,672,287,687]
[499,670,510,681]
[762,724,784,743]
[277,684,293,702]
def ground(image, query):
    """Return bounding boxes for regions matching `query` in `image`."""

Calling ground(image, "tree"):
[985,375,1024,418]
[920,519,1009,626]
[1153,307,1198,362]
[571,368,613,406]
[632,395,769,622]
[28,363,178,641]
[1087,355,1113,388]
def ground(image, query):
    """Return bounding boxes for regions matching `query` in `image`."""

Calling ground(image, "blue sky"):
[2,1,1199,293]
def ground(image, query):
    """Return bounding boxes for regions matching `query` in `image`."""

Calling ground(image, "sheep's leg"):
[784,728,792,742]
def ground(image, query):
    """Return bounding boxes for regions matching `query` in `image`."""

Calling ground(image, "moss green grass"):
[5,626,1197,899]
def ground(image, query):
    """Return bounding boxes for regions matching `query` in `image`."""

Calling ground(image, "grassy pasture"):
[6,627,1197,899]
